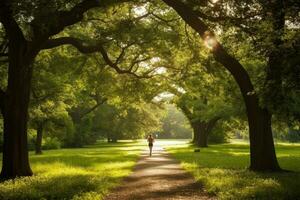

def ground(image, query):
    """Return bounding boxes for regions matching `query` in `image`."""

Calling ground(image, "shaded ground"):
[166,141,300,200]
[105,144,214,200]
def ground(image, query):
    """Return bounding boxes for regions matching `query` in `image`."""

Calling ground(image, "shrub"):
[42,137,61,150]
[209,123,229,144]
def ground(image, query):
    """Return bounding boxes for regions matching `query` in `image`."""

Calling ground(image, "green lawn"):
[163,140,300,200]
[0,141,144,200]
[1,140,299,200]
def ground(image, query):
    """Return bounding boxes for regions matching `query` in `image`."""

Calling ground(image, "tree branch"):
[42,37,153,78]
[206,116,221,133]
[178,104,193,121]
[32,0,131,38]
[115,42,136,64]
[81,97,107,118]
[42,37,103,53]
[163,0,256,98]
[32,0,100,37]
[193,10,258,35]
[0,0,26,40]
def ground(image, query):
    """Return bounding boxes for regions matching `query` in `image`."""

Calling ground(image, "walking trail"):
[105,143,214,200]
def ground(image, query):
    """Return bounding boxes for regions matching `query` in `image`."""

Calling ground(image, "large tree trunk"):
[248,108,279,170]
[211,48,279,167]
[0,37,35,179]
[197,122,208,147]
[192,118,219,147]
[35,122,44,155]
[163,0,281,171]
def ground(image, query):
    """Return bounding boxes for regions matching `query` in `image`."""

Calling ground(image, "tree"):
[174,67,235,147]
[93,101,162,142]
[29,50,81,154]
[158,20,239,147]
[161,0,287,171]
[158,104,192,139]
[0,0,160,179]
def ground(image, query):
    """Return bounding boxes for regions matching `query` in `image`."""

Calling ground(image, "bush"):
[208,122,229,144]
[42,137,61,150]
[209,130,228,144]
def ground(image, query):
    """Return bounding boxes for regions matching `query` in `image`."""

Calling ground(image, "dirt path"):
[105,144,214,200]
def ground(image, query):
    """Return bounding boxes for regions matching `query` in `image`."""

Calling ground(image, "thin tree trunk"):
[163,0,281,171]
[35,122,44,155]
[1,39,34,179]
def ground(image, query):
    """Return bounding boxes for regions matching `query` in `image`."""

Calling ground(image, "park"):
[0,0,299,199]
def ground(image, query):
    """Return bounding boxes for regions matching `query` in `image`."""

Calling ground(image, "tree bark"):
[248,108,279,170]
[198,122,208,147]
[192,122,208,147]
[0,38,35,179]
[163,0,281,171]
[0,0,135,180]
[192,118,220,147]
[35,122,44,155]
[191,121,200,144]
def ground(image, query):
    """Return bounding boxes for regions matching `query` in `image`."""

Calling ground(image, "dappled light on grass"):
[0,141,144,200]
[166,141,300,199]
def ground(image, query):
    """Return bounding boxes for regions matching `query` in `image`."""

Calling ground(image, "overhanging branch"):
[42,37,104,53]
[81,97,107,118]
[42,37,153,78]
[193,10,257,35]
[32,0,100,37]
[163,0,256,97]
[0,0,26,40]
[32,0,132,38]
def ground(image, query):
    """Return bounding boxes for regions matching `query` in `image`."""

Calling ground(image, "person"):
[147,134,154,156]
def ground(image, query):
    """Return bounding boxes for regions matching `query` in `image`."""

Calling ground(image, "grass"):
[1,139,299,200]
[162,140,300,200]
[0,140,145,200]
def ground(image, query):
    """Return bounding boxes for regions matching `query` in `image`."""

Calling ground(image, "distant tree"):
[29,49,82,154]
[175,72,235,147]
[93,102,162,142]
[158,104,192,139]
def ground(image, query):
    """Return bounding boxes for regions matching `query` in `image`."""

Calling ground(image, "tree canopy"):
[0,0,299,179]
